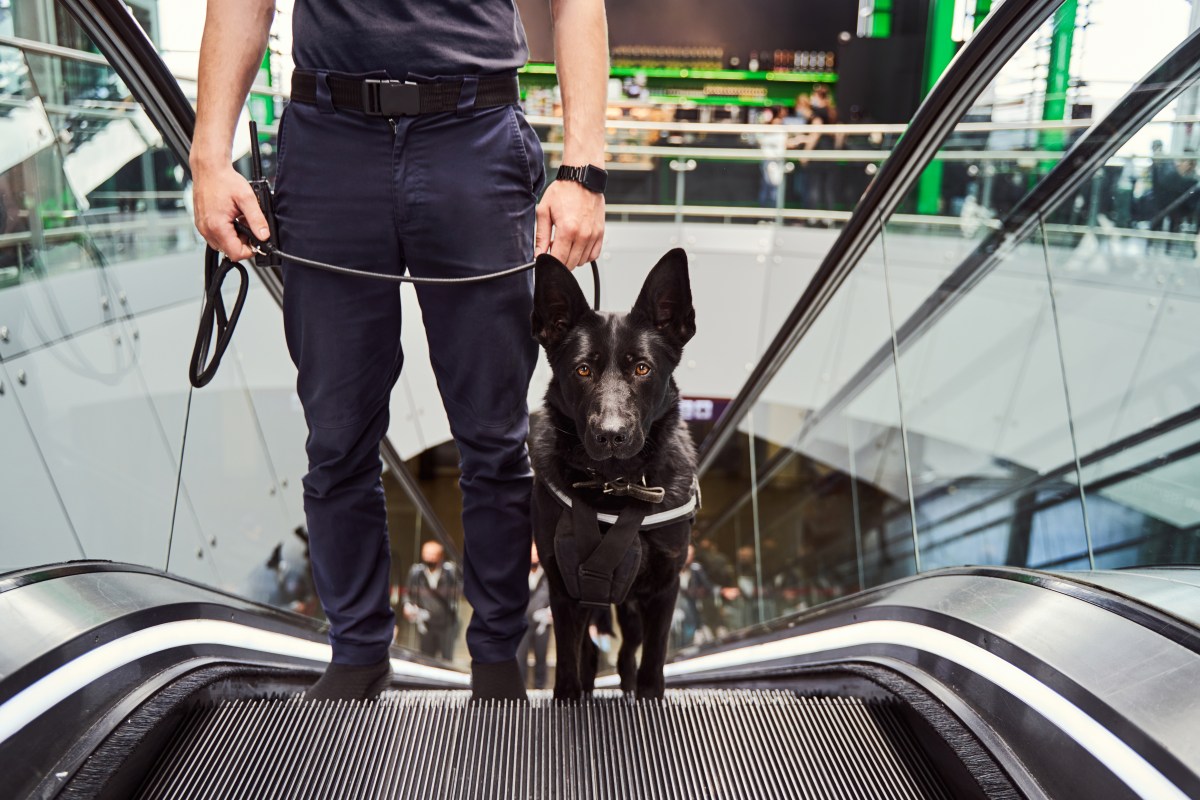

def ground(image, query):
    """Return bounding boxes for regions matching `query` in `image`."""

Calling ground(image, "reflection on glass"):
[1038,110,1200,569]
[688,236,916,640]
[0,11,206,573]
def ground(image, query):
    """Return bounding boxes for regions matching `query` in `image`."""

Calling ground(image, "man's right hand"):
[191,160,271,262]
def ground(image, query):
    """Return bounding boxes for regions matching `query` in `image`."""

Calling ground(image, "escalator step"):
[137,689,951,799]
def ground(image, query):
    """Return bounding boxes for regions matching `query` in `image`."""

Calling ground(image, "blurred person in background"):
[671,543,720,648]
[785,94,813,215]
[403,541,461,661]
[803,84,843,219]
[755,106,788,209]
[517,543,552,689]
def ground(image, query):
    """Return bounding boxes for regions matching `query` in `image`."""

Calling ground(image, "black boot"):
[470,659,528,704]
[304,657,392,701]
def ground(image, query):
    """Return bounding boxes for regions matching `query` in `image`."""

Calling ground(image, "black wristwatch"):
[556,163,608,194]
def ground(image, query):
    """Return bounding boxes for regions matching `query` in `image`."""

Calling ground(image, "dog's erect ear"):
[631,248,696,347]
[532,253,590,349]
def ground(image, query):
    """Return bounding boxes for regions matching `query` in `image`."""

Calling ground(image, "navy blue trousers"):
[275,69,545,666]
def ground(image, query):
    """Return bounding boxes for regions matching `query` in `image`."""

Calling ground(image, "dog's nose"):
[593,427,629,448]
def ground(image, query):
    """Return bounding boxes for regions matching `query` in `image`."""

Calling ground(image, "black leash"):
[189,125,600,388]
[189,242,599,388]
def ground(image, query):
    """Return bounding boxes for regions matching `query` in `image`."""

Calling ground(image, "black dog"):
[529,248,698,701]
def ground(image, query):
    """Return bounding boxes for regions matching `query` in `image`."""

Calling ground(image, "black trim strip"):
[697,0,1064,473]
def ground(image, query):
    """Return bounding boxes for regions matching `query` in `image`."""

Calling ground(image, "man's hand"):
[535,179,605,268]
[191,161,271,261]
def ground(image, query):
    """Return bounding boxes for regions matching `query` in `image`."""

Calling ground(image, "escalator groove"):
[135,690,955,799]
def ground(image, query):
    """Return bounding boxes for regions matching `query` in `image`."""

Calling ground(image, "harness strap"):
[544,478,700,529]
[559,499,645,608]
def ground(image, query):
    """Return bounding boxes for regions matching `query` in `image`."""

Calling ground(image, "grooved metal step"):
[136,689,953,799]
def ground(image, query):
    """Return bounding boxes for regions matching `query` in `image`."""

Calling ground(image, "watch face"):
[582,165,608,194]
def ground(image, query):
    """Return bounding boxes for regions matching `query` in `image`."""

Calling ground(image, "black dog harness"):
[545,476,700,608]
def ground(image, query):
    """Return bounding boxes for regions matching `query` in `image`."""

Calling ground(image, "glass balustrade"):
[3,0,1197,675]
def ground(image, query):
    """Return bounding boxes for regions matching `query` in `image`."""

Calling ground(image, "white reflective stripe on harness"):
[543,478,700,529]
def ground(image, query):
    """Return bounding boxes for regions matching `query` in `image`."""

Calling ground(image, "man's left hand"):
[535,178,605,269]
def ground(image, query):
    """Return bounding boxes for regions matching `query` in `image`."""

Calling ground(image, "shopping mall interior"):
[1,0,1199,797]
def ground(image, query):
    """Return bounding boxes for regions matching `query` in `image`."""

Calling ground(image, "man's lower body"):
[274,68,545,700]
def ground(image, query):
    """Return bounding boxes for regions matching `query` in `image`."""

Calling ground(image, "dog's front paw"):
[636,680,666,702]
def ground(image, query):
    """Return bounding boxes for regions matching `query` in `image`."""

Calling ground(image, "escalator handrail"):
[696,0,1065,475]
[55,0,465,565]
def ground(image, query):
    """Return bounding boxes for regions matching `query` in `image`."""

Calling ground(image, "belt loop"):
[315,71,335,115]
[456,76,478,118]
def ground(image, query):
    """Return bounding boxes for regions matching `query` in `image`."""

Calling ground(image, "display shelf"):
[519,62,837,84]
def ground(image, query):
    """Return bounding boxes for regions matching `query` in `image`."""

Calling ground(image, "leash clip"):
[363,79,420,117]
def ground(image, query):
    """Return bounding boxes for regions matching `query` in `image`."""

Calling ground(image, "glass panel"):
[683,234,915,648]
[0,10,202,573]
[880,203,1091,570]
[1040,106,1200,566]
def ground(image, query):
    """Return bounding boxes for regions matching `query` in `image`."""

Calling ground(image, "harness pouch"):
[554,498,644,608]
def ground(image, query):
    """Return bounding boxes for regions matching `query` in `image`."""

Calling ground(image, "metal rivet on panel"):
[281,478,289,488]
[210,536,218,547]
[119,291,128,304]
[114,335,122,345]
[197,549,204,559]
[17,370,26,385]
[0,325,8,342]
[269,486,277,496]
[0,382,5,395]
[132,331,140,340]
[100,296,110,310]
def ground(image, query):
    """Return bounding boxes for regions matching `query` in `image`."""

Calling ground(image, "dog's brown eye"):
[635,363,651,376]
[576,365,591,377]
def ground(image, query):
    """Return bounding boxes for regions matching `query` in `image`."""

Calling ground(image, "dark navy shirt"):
[292,0,529,79]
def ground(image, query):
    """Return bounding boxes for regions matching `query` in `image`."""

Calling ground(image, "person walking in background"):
[754,107,788,210]
[803,84,844,218]
[403,541,460,661]
[785,95,813,214]
[516,544,552,689]
[672,543,719,648]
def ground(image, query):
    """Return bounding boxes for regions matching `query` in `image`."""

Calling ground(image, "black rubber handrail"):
[696,0,1064,474]
[55,0,464,565]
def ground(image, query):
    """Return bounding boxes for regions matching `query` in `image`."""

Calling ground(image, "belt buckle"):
[362,79,419,116]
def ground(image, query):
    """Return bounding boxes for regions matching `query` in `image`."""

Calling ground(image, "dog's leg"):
[635,579,680,701]
[615,601,642,696]
[550,594,589,702]
[580,626,598,695]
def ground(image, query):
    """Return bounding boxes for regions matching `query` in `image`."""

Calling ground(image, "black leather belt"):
[290,70,520,117]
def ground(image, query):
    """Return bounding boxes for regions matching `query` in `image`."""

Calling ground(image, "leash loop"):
[189,245,249,388]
